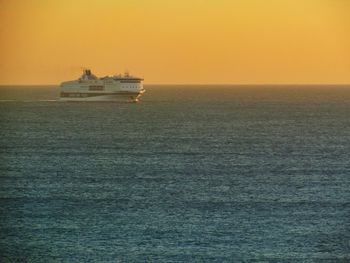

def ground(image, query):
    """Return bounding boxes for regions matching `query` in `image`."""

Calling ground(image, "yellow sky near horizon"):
[0,0,349,84]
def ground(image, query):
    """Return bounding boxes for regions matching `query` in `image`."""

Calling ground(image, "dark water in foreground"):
[0,85,350,262]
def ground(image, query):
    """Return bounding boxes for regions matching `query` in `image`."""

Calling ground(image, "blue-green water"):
[0,85,349,262]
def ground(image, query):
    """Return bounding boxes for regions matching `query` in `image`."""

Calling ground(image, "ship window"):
[89,85,104,91]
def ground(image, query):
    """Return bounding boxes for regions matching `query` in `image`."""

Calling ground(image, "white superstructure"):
[60,69,145,102]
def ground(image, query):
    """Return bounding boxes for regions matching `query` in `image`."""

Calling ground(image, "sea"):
[0,85,349,262]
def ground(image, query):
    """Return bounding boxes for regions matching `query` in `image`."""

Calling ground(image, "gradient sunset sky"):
[0,0,349,84]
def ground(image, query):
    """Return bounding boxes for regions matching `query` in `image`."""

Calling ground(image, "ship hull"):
[59,91,145,102]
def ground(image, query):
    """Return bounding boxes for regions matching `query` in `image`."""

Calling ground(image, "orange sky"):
[0,0,349,84]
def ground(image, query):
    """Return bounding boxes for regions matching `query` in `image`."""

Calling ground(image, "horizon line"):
[0,83,350,87]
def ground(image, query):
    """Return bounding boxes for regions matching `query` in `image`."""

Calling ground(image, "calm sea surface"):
[0,85,349,262]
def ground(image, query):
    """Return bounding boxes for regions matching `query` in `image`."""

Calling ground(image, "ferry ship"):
[60,69,145,102]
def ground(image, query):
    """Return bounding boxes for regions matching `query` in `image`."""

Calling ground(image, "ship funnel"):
[80,69,97,80]
[84,69,91,76]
